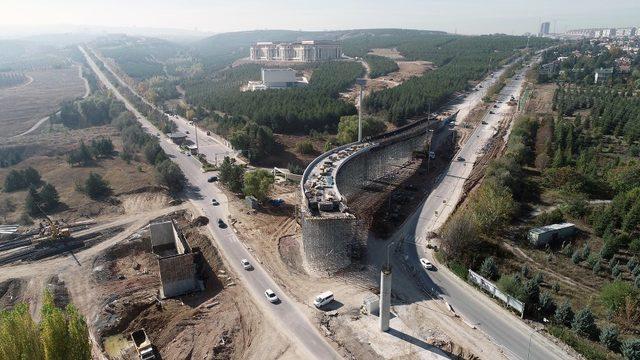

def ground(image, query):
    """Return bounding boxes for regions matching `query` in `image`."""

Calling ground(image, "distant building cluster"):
[249,40,342,62]
[566,27,638,39]
[246,68,308,91]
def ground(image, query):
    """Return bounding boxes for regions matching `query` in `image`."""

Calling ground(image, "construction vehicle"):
[36,204,70,241]
[131,329,156,360]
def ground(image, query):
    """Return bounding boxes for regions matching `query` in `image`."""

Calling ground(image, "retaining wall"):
[301,116,439,274]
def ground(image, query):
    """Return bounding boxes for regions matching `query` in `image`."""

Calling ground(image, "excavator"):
[37,204,70,241]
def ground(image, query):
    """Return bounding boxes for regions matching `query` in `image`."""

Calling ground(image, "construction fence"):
[468,269,525,317]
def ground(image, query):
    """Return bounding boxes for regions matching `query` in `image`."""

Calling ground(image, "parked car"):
[241,259,252,270]
[489,111,495,114]
[481,121,488,125]
[211,199,219,206]
[186,130,190,134]
[313,291,334,308]
[217,218,226,228]
[456,156,465,162]
[420,258,435,270]
[265,289,279,303]
[207,176,218,183]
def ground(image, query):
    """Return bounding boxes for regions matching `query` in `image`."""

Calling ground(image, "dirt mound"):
[120,192,171,215]
[278,235,305,274]
[0,278,26,309]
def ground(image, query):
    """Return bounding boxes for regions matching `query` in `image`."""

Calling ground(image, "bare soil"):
[0,67,86,137]
[0,125,159,224]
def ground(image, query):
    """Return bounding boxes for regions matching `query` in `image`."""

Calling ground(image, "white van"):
[313,291,334,308]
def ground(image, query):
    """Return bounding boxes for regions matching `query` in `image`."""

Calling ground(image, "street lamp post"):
[193,117,199,154]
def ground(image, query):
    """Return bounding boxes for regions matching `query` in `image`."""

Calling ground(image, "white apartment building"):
[250,40,342,62]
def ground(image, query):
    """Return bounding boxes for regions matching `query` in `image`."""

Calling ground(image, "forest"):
[363,55,399,78]
[185,61,363,134]
[365,35,547,124]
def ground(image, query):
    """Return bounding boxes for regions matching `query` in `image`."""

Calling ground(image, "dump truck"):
[131,329,155,360]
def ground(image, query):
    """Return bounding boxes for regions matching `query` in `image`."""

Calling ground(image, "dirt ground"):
[0,66,86,136]
[0,125,160,224]
[368,48,405,60]
[525,83,557,115]
[0,207,299,360]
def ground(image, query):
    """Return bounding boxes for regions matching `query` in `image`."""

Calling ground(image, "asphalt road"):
[80,46,341,360]
[397,59,572,360]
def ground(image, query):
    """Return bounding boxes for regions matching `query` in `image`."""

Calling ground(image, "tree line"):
[185,62,363,134]
[364,55,399,78]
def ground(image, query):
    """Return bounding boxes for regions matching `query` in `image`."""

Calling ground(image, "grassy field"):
[0,67,86,137]
[0,125,158,224]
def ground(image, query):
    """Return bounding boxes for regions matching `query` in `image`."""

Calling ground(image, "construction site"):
[300,111,458,274]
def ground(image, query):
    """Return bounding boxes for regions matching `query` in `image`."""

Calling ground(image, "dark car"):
[207,176,218,183]
[217,218,226,228]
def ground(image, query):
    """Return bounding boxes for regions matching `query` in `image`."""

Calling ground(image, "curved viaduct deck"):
[300,112,456,274]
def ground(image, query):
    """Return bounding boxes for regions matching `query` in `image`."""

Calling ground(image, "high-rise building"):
[539,22,551,36]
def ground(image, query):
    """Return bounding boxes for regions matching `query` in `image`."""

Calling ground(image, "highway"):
[79,46,341,360]
[86,48,240,165]
[396,58,572,360]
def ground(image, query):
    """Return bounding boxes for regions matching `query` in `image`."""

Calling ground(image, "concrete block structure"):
[528,222,575,247]
[150,220,198,298]
[247,68,308,91]
[300,112,458,274]
[250,40,342,62]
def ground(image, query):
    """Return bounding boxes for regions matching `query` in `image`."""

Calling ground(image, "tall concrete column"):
[379,265,392,332]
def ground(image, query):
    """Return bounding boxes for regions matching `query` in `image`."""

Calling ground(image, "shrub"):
[636,276,640,289]
[555,300,574,326]
[219,157,245,193]
[155,159,186,193]
[587,254,600,268]
[90,137,114,158]
[552,282,561,293]
[295,140,315,155]
[622,338,640,360]
[38,183,60,212]
[582,244,591,259]
[572,250,582,264]
[479,256,499,280]
[83,173,111,199]
[634,265,640,277]
[67,141,94,167]
[21,167,41,187]
[562,243,574,257]
[539,291,557,316]
[242,169,275,202]
[593,260,602,274]
[572,308,600,340]
[612,264,622,277]
[600,281,639,314]
[532,272,544,285]
[3,170,25,192]
[522,279,541,306]
[287,163,303,175]
[630,238,640,254]
[521,264,530,278]
[25,187,42,216]
[599,325,621,352]
[497,274,523,299]
[629,257,639,272]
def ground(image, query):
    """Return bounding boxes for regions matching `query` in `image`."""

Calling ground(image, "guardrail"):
[468,269,525,317]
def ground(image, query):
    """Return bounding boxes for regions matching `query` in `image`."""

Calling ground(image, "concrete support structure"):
[379,266,392,332]
[300,112,458,274]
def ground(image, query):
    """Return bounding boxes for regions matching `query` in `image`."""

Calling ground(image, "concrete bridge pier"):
[379,266,392,332]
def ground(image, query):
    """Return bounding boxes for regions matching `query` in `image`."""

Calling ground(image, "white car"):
[420,258,435,270]
[265,289,279,303]
[241,259,252,270]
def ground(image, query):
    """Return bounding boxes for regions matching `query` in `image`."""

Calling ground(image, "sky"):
[2,0,640,37]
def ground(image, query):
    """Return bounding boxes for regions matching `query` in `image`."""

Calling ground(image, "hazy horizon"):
[2,0,639,39]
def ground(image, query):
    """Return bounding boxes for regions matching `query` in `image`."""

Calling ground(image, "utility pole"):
[193,117,199,154]
[356,78,367,142]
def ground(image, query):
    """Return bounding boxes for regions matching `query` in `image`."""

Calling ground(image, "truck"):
[131,329,156,360]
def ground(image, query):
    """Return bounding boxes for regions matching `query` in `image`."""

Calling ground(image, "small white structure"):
[594,68,613,83]
[247,68,307,91]
[528,222,576,247]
